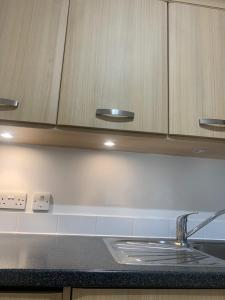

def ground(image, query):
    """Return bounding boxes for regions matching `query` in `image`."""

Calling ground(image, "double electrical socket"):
[0,192,52,211]
[0,193,27,210]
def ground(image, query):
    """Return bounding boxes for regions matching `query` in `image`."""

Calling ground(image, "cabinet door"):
[0,0,68,124]
[167,0,225,10]
[73,289,225,300]
[0,293,62,300]
[58,0,167,134]
[169,3,225,139]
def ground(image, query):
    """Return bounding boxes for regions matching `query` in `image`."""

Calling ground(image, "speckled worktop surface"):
[0,233,225,289]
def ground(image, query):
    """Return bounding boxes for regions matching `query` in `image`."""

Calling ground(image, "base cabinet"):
[1,289,225,300]
[72,289,225,300]
[0,293,62,300]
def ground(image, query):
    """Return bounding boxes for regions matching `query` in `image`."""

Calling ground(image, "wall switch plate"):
[0,192,27,210]
[33,193,51,211]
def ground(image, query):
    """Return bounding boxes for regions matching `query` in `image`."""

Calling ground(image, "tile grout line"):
[56,215,60,234]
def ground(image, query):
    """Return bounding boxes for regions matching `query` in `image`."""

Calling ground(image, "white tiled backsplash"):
[0,210,224,240]
[1,144,225,240]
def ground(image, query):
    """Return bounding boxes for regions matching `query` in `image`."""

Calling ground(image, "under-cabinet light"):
[0,132,13,139]
[104,140,115,147]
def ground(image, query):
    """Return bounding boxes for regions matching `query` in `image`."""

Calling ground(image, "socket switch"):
[0,192,27,210]
[33,193,51,211]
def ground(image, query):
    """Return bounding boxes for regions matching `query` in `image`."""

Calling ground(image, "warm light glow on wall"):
[0,132,13,139]
[104,140,115,147]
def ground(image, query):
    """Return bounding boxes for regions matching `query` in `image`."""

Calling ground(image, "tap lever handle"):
[176,212,199,224]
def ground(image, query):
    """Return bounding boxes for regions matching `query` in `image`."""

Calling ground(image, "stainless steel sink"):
[191,240,225,261]
[104,238,225,267]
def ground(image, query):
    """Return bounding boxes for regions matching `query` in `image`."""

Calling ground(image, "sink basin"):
[104,238,225,267]
[191,240,225,261]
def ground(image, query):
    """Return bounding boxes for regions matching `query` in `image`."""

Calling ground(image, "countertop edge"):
[1,269,225,289]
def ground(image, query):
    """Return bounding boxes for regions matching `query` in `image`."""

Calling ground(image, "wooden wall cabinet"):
[72,289,225,300]
[58,0,168,134]
[1,0,225,155]
[167,0,225,10]
[0,0,68,125]
[169,2,225,139]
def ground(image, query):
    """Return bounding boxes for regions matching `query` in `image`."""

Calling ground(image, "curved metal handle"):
[176,212,199,231]
[199,118,225,127]
[0,98,19,111]
[96,108,134,122]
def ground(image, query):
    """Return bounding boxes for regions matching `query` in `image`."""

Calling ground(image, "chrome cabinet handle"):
[199,118,225,127]
[0,98,19,111]
[96,108,134,122]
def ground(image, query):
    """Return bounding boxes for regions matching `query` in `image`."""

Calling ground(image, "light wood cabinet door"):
[58,0,168,134]
[0,292,62,300]
[169,3,225,139]
[73,289,225,300]
[168,0,225,10]
[0,0,69,124]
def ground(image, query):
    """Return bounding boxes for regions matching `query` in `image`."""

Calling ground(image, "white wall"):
[0,144,225,239]
[0,143,225,214]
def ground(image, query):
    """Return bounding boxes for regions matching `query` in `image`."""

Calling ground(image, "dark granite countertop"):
[0,233,225,289]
